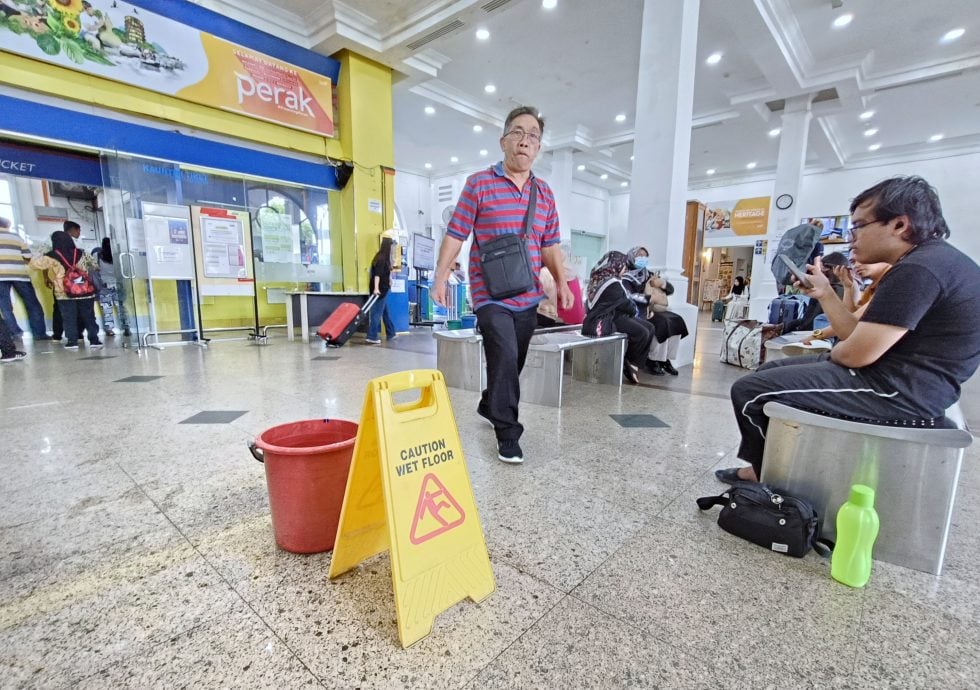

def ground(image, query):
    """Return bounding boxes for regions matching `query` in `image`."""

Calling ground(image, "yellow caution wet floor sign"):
[328,370,495,647]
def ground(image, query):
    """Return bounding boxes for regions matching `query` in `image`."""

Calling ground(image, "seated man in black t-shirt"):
[719,176,980,484]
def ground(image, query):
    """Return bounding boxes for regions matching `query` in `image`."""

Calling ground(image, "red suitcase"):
[317,295,378,347]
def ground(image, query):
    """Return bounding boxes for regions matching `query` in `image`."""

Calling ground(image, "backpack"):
[55,249,95,297]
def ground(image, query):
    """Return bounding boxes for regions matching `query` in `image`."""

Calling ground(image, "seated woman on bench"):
[582,250,654,385]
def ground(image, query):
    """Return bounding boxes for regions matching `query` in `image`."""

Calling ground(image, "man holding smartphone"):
[432,106,572,465]
[718,176,980,484]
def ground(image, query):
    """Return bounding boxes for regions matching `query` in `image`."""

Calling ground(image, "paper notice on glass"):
[391,278,406,293]
[204,243,231,276]
[126,218,146,252]
[155,246,182,263]
[203,217,242,244]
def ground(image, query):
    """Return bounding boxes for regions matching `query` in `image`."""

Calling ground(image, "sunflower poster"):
[0,0,334,136]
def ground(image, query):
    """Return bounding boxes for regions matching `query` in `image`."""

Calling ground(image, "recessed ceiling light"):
[620,181,628,188]
[475,28,490,41]
[542,0,557,9]
[615,113,627,123]
[479,149,488,156]
[473,124,483,133]
[484,84,496,94]
[832,13,853,29]
[600,173,609,180]
[868,143,881,151]
[630,155,634,161]
[941,28,965,43]
[859,110,875,120]
[746,162,757,170]
[768,128,781,137]
[576,164,586,171]
[929,133,944,142]
[424,163,432,169]
[450,156,458,163]
[706,168,716,175]
[424,106,435,115]
[706,52,722,65]
[863,127,879,137]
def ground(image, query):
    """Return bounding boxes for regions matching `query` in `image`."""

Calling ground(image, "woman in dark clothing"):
[30,231,101,350]
[621,246,689,376]
[582,250,654,384]
[366,237,397,344]
[731,275,746,296]
[784,252,848,331]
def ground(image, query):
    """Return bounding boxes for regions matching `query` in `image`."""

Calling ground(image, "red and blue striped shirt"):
[446,163,560,311]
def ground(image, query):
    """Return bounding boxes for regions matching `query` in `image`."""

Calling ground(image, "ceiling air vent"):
[436,184,455,203]
[766,87,839,113]
[405,20,465,51]
[482,0,514,12]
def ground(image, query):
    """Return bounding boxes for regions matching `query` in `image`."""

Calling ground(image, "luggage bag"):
[317,294,378,347]
[711,299,725,322]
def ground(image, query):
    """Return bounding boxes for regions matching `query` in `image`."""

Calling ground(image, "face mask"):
[633,256,649,270]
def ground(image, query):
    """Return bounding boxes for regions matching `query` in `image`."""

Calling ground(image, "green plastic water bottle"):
[831,484,880,588]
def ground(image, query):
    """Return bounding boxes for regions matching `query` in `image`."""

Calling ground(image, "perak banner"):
[703,196,771,243]
[0,0,334,137]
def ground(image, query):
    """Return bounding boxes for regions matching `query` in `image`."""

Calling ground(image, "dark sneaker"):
[65,342,79,351]
[477,402,495,428]
[661,360,679,376]
[623,362,640,384]
[364,338,381,344]
[646,360,665,376]
[1,351,27,363]
[497,439,524,465]
[89,342,104,350]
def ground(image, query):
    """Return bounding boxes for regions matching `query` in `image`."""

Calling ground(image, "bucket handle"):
[248,440,264,463]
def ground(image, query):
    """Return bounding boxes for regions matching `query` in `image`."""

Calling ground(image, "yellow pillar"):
[332,50,395,292]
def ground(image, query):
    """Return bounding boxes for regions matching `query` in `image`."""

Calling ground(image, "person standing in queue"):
[365,237,397,344]
[432,105,573,465]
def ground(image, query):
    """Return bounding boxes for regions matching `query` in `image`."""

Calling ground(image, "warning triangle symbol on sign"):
[410,473,466,545]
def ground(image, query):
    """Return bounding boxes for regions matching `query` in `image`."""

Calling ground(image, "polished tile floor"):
[1,314,978,688]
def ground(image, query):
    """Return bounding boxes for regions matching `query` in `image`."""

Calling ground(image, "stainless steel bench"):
[760,402,973,575]
[433,326,625,407]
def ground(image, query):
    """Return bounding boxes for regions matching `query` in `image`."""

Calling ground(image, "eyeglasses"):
[503,128,541,144]
[846,218,886,242]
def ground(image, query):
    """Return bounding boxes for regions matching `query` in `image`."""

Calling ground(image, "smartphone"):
[778,254,813,288]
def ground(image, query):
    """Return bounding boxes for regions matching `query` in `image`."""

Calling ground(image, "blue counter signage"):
[0,141,103,187]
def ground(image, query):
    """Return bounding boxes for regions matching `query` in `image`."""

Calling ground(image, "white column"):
[548,148,575,244]
[749,96,813,321]
[624,0,701,366]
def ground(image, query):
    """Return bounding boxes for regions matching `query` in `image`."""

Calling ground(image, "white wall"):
[393,170,430,239]
[608,193,630,249]
[689,152,980,261]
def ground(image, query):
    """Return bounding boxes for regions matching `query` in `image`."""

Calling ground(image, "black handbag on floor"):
[697,482,832,558]
[476,183,537,300]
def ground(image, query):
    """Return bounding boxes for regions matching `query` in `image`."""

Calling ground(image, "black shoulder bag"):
[476,183,537,300]
[697,482,832,558]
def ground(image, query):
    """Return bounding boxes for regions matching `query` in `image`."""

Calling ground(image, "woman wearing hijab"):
[621,246,689,376]
[30,231,101,351]
[582,250,655,384]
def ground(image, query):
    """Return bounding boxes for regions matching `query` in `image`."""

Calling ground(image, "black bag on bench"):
[697,482,832,558]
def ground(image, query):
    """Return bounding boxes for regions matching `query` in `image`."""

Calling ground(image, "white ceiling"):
[200,0,980,192]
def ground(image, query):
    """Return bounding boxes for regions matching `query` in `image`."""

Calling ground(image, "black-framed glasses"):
[503,128,541,144]
[845,218,887,241]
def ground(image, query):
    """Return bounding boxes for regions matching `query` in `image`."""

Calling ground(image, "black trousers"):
[730,354,924,476]
[0,313,15,357]
[477,304,538,442]
[614,314,655,367]
[52,298,89,340]
[59,298,100,345]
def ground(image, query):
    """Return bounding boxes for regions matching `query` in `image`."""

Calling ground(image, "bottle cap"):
[849,484,875,508]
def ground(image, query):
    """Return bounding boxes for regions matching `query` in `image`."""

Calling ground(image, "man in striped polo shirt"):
[433,106,573,465]
[0,217,49,340]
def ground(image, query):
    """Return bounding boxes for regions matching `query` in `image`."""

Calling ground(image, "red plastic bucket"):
[249,419,358,554]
